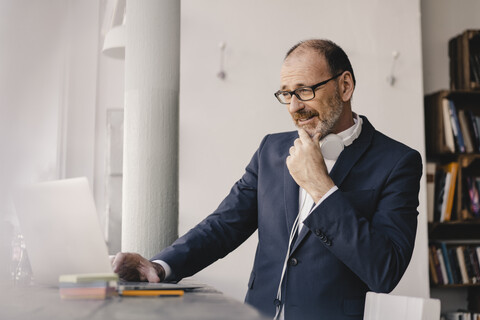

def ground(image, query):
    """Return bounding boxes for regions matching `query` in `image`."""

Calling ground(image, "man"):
[113,39,422,320]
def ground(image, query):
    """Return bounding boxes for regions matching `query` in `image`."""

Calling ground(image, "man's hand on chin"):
[286,128,335,203]
[112,252,165,283]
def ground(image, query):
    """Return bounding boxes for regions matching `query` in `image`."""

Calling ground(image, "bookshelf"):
[425,30,480,317]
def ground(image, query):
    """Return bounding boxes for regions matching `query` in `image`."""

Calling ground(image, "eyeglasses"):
[274,72,344,104]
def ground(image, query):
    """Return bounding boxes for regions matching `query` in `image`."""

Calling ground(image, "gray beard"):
[300,89,344,138]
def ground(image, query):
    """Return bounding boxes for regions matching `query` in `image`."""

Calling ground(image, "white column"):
[122,0,180,258]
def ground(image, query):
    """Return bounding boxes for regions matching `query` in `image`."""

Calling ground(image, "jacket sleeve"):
[150,136,269,281]
[303,148,422,292]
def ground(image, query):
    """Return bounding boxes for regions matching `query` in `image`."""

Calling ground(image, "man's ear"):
[338,71,354,102]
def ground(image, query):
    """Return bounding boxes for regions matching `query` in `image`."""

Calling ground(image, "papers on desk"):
[59,273,118,300]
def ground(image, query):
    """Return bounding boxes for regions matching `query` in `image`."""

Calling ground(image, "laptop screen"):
[12,178,113,286]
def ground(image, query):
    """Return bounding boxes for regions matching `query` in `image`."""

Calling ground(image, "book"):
[442,98,456,153]
[433,169,447,222]
[449,37,460,90]
[59,286,117,300]
[424,92,456,155]
[59,273,119,283]
[449,247,462,284]
[463,246,477,283]
[440,242,454,284]
[444,311,474,320]
[443,162,459,221]
[426,163,436,223]
[457,246,470,284]
[429,245,439,285]
[475,116,480,151]
[466,176,480,217]
[437,247,449,284]
[458,109,475,153]
[448,100,466,153]
[431,244,444,284]
[440,172,452,222]
[466,110,480,152]
[468,246,480,282]
[58,273,118,300]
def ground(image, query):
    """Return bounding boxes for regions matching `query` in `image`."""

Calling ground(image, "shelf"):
[429,221,480,240]
[446,90,480,99]
[432,283,480,288]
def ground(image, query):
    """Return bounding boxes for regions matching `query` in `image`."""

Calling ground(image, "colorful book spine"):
[440,243,454,284]
[437,248,449,284]
[448,100,466,153]
[456,246,470,284]
[449,247,462,284]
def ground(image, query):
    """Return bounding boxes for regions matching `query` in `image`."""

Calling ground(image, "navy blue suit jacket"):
[152,116,422,320]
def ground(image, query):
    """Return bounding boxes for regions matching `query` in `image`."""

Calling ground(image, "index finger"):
[112,252,126,272]
[297,128,313,143]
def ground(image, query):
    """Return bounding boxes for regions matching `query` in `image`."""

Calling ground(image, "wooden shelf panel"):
[429,221,480,240]
[432,283,480,288]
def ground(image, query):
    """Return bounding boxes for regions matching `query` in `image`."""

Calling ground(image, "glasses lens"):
[295,87,314,101]
[276,91,291,104]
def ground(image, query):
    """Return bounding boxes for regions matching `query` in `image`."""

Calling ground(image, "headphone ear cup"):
[320,134,344,160]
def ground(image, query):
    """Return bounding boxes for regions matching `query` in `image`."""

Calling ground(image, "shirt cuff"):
[310,185,338,212]
[152,260,172,281]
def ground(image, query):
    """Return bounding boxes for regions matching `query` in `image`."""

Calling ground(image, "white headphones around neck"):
[320,115,363,160]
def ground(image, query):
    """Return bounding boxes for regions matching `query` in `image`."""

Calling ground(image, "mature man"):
[113,39,422,320]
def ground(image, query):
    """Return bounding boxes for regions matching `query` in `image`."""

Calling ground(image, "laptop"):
[12,177,201,291]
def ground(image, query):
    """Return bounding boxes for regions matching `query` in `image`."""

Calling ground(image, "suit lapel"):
[284,133,300,236]
[290,223,310,256]
[288,116,375,257]
[329,116,374,186]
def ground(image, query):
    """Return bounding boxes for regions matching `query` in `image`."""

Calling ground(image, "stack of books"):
[58,273,118,300]
[449,29,480,91]
[443,311,480,320]
[424,92,480,157]
[429,243,480,286]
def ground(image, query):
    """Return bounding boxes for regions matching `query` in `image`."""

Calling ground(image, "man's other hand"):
[112,252,165,283]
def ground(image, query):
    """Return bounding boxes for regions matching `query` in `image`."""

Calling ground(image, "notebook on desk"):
[12,177,200,291]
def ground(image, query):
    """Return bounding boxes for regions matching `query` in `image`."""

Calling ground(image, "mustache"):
[292,110,319,121]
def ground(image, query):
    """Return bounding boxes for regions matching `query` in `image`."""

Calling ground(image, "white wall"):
[179,0,428,301]
[0,0,101,281]
[1,0,429,303]
[421,0,480,312]
[0,0,67,281]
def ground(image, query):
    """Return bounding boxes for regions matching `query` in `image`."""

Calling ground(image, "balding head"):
[285,39,356,87]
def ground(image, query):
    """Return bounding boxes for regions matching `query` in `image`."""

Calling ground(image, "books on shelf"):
[429,243,480,286]
[443,98,456,153]
[427,163,437,223]
[427,158,480,222]
[449,29,480,91]
[465,176,480,218]
[425,92,480,156]
[443,311,480,320]
[430,162,459,222]
[448,100,466,154]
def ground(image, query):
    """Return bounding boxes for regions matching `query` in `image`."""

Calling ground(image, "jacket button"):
[315,229,321,236]
[326,240,332,246]
[289,258,298,266]
[274,299,281,306]
[319,234,326,240]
